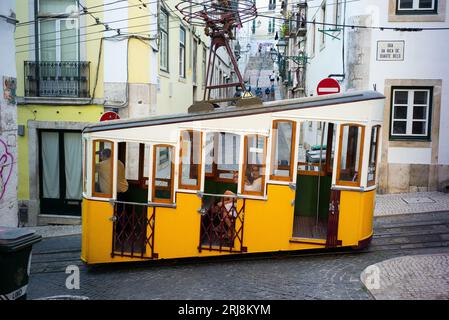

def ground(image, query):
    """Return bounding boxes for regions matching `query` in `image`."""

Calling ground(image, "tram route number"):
[178,304,271,317]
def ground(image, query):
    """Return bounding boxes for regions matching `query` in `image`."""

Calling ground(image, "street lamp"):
[276,38,287,55]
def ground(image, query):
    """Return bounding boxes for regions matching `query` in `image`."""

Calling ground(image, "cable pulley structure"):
[175,0,261,111]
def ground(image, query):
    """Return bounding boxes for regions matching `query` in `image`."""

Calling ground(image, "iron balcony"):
[24,61,90,98]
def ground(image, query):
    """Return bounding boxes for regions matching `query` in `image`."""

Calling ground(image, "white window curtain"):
[42,132,60,199]
[64,132,82,200]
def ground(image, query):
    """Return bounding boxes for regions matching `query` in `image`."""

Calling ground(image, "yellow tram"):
[81,90,385,265]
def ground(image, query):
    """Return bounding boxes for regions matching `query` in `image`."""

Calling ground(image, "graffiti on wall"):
[0,139,14,201]
[3,76,17,105]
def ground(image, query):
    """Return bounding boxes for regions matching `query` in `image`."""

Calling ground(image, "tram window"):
[242,135,267,196]
[205,133,216,177]
[337,124,365,186]
[297,121,330,175]
[179,130,202,190]
[270,120,296,181]
[92,140,114,198]
[125,142,141,181]
[143,145,151,182]
[217,132,240,181]
[83,139,87,194]
[152,145,174,203]
[368,125,380,186]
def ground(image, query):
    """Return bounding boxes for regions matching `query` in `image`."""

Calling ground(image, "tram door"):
[200,132,240,247]
[293,122,336,240]
[111,142,153,258]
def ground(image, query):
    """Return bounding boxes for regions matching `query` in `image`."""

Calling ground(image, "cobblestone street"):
[27,210,449,300]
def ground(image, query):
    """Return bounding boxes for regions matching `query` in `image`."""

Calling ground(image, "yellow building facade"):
[15,0,233,225]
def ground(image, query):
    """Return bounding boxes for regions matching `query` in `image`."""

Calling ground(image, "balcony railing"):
[24,61,90,98]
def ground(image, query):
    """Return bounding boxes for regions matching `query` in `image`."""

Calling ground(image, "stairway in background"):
[243,53,284,101]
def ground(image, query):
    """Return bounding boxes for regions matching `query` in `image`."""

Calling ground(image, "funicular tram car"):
[81,90,385,265]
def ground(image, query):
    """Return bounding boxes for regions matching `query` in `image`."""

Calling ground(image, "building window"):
[368,126,380,186]
[92,140,114,198]
[38,0,78,61]
[193,39,198,84]
[179,26,186,78]
[390,87,432,140]
[202,47,207,86]
[179,130,202,190]
[269,0,277,10]
[311,19,316,56]
[242,135,267,196]
[159,8,169,72]
[268,18,275,33]
[396,0,438,14]
[270,120,296,181]
[320,2,326,46]
[334,0,342,25]
[152,145,174,203]
[336,124,365,187]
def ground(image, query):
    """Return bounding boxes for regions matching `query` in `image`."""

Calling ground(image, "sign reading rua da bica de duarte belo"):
[377,41,405,61]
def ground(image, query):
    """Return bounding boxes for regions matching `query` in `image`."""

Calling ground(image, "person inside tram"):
[95,148,128,198]
[215,190,237,238]
[244,164,263,192]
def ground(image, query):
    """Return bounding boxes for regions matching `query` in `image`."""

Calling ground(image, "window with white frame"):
[38,0,78,61]
[179,27,186,78]
[159,9,169,72]
[390,87,432,140]
[396,0,438,14]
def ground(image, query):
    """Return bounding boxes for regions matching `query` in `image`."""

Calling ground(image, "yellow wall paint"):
[17,105,104,200]
[128,38,150,84]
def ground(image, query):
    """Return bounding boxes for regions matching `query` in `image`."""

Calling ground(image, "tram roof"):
[83,90,385,133]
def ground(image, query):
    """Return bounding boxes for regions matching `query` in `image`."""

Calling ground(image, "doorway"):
[292,122,336,239]
[38,130,82,216]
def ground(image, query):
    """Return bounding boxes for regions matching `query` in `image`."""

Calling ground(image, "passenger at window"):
[95,148,128,196]
[244,164,263,192]
[215,190,237,238]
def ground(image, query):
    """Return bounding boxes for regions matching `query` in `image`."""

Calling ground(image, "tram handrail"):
[109,199,176,208]
[196,192,240,199]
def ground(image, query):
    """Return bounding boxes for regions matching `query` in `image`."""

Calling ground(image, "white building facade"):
[304,0,449,194]
[0,0,18,226]
[250,0,283,55]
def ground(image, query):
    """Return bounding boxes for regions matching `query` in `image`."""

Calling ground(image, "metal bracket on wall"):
[318,28,342,40]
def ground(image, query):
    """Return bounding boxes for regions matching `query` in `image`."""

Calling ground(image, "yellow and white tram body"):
[81,91,385,265]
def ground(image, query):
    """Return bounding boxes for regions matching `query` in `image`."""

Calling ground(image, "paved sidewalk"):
[361,253,449,300]
[375,191,449,217]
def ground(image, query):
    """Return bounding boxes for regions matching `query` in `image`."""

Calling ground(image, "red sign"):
[100,111,120,122]
[317,78,341,96]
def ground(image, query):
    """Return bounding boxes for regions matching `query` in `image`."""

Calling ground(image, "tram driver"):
[95,148,129,198]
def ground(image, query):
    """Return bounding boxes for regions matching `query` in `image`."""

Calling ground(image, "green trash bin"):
[0,227,42,300]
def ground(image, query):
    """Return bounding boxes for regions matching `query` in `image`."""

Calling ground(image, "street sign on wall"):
[376,41,405,61]
[100,111,120,122]
[317,78,341,96]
